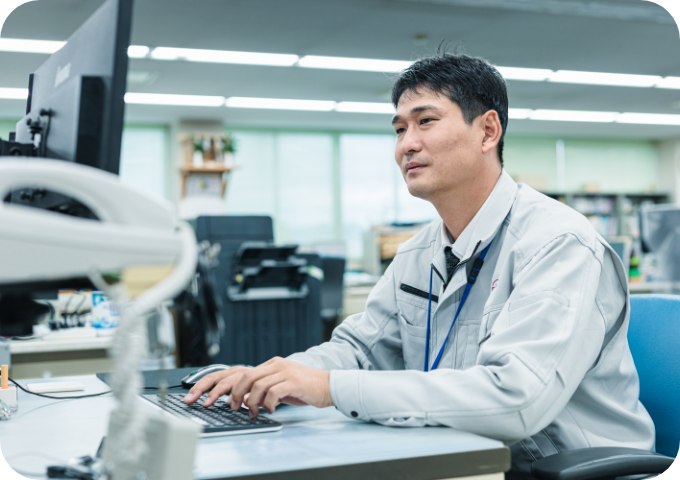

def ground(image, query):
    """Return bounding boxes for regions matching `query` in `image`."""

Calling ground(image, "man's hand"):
[183,358,334,418]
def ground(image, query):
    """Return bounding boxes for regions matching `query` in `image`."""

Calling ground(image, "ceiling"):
[1,0,679,138]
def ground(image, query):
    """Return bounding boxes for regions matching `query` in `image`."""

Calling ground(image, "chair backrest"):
[628,294,680,457]
[320,257,346,320]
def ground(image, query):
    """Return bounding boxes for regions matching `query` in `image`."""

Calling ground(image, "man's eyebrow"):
[392,105,442,125]
[411,105,440,115]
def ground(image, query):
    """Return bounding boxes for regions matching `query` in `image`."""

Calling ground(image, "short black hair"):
[391,51,509,168]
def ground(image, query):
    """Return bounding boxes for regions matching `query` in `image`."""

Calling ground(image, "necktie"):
[444,246,460,284]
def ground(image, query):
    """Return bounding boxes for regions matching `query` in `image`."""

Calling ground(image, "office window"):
[396,178,438,224]
[119,126,167,200]
[341,134,398,260]
[340,134,437,261]
[224,131,278,218]
[227,131,335,245]
[277,133,335,244]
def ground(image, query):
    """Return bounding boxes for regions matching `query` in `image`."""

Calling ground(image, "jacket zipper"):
[451,240,482,279]
[399,283,439,303]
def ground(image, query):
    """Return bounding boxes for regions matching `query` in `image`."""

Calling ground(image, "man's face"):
[392,88,484,202]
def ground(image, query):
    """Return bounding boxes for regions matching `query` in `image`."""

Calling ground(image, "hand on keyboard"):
[184,358,333,418]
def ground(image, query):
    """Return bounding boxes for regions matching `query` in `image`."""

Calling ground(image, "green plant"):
[192,135,204,153]
[221,133,236,153]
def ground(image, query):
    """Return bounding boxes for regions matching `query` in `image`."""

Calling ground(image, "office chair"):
[532,294,679,480]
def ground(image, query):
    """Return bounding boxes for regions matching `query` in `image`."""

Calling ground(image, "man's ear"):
[481,110,502,155]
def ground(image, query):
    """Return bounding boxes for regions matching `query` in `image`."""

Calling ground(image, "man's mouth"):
[405,162,427,174]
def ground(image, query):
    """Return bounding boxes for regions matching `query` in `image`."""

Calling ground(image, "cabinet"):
[363,224,426,276]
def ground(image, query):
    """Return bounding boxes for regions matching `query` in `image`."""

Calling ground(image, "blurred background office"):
[1,0,679,361]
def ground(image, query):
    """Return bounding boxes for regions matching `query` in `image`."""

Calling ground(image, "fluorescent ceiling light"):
[0,38,65,54]
[507,108,533,119]
[40,90,680,126]
[226,97,336,111]
[150,47,298,66]
[4,38,677,92]
[548,70,661,87]
[616,113,680,126]
[655,77,680,90]
[511,108,680,125]
[530,109,619,122]
[124,92,225,107]
[298,55,411,73]
[496,67,552,82]
[128,45,150,58]
[0,88,28,99]
[335,102,395,114]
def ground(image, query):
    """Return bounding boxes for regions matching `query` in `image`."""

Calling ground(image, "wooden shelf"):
[177,133,237,203]
[180,162,234,174]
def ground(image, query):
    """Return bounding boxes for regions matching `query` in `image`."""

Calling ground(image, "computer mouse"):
[181,364,231,388]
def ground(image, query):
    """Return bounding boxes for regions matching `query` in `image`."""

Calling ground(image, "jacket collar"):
[431,170,518,281]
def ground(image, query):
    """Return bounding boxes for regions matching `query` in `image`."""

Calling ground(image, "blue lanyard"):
[424,241,493,372]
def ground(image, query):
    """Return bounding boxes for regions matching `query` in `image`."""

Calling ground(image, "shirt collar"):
[432,170,518,274]
[441,223,454,246]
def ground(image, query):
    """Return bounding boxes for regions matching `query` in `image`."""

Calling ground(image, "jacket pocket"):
[396,287,431,327]
[478,305,504,346]
[399,283,439,303]
[399,314,427,370]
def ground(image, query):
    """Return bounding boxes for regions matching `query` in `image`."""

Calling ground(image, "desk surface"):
[0,375,510,480]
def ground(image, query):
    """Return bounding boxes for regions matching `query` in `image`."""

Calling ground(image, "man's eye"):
[420,118,433,125]
[395,127,405,134]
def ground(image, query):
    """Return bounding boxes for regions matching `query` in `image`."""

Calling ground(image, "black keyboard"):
[142,393,282,436]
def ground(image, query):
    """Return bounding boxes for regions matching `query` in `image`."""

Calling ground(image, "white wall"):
[657,139,680,204]
[119,126,169,201]
[504,136,660,193]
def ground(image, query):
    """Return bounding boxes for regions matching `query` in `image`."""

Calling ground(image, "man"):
[185,52,655,477]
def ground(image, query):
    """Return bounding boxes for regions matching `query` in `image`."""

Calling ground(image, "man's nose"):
[400,127,422,155]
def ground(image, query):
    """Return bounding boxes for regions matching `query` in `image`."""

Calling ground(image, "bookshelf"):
[542,192,669,238]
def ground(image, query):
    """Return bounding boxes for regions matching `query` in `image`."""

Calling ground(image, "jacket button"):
[351,411,358,417]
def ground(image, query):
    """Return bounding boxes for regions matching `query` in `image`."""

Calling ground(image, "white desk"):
[0,375,510,479]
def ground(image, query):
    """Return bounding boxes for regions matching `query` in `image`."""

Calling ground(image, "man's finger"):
[244,372,287,416]
[263,382,296,414]
[203,373,245,407]
[184,373,222,404]
[230,363,284,408]
[184,367,246,404]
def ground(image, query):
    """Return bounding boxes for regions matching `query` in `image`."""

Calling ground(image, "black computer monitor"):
[13,0,132,173]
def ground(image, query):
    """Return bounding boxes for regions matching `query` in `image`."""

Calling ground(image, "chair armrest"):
[531,447,675,480]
